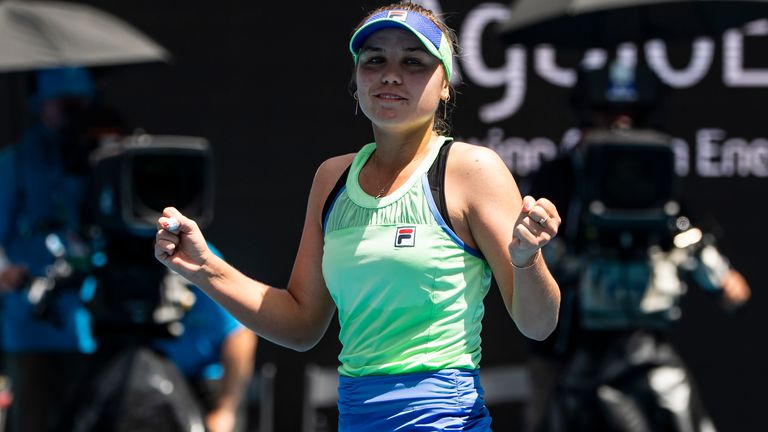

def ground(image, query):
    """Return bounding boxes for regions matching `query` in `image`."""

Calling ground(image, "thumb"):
[521,195,536,213]
[159,207,192,234]
[162,206,184,219]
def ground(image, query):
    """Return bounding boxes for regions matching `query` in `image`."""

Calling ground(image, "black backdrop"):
[1,1,766,430]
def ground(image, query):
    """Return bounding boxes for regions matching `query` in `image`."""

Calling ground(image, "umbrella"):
[0,0,169,72]
[499,0,768,48]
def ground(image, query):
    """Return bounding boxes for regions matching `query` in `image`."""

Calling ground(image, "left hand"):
[720,269,750,310]
[206,407,237,432]
[509,196,561,267]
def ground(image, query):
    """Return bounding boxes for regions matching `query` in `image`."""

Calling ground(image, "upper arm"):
[283,154,354,343]
[445,143,521,296]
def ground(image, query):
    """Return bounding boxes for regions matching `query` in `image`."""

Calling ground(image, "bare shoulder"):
[313,153,355,196]
[442,141,522,247]
[304,153,356,225]
[448,141,514,184]
[446,141,521,214]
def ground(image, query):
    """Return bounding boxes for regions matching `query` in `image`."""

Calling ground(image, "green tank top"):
[322,136,492,377]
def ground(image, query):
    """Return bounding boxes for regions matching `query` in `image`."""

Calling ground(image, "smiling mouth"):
[375,93,407,101]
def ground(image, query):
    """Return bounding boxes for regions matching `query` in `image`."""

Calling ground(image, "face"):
[355,28,450,131]
[40,96,92,131]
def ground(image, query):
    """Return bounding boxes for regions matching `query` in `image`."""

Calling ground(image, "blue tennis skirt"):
[337,369,493,431]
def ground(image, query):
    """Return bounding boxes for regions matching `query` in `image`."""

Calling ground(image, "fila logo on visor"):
[387,11,407,21]
[395,226,416,247]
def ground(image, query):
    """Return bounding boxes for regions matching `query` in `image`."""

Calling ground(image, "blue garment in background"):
[0,124,96,353]
[152,245,242,380]
[152,284,243,380]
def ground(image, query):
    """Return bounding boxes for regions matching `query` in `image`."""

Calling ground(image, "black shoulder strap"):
[321,164,350,227]
[427,138,454,232]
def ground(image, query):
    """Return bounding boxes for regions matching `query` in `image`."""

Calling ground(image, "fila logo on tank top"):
[395,226,416,247]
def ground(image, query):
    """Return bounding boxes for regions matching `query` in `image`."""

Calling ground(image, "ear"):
[440,79,450,101]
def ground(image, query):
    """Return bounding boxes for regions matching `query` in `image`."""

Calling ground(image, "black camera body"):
[89,134,214,237]
[576,127,680,252]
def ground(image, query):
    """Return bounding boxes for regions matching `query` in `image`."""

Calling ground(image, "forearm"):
[510,253,561,341]
[215,329,257,412]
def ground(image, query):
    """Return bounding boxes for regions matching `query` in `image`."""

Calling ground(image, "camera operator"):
[0,67,115,432]
[522,62,750,432]
[152,259,257,432]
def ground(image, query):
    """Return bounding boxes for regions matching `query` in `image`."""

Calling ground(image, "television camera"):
[30,133,215,341]
[562,62,731,330]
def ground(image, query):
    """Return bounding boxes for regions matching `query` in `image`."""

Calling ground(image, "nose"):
[381,66,402,85]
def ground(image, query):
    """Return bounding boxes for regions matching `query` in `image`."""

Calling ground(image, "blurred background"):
[0,0,765,431]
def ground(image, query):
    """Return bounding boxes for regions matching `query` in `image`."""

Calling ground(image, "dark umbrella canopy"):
[0,0,169,72]
[499,0,768,48]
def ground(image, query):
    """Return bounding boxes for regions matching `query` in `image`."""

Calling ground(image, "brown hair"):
[348,1,458,136]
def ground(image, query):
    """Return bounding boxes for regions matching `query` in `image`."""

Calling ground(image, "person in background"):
[153,245,257,432]
[521,62,751,432]
[154,2,561,430]
[0,67,100,432]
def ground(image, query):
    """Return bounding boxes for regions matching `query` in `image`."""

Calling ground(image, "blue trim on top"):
[352,10,444,52]
[421,175,484,260]
[323,185,347,234]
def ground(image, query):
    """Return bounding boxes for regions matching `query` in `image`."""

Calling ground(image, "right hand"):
[155,207,212,280]
[0,265,27,292]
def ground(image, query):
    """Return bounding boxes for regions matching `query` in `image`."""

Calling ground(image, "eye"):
[365,56,385,65]
[404,57,423,65]
[358,53,386,67]
[403,52,439,68]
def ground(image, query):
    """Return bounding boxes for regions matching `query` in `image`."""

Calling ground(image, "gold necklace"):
[371,136,436,198]
[372,151,405,199]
